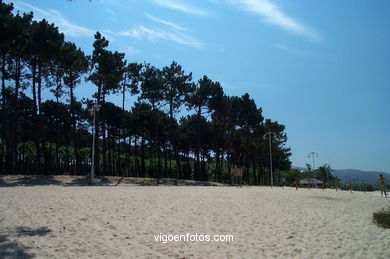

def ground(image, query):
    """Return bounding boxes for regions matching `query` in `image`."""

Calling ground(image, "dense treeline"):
[0,2,291,184]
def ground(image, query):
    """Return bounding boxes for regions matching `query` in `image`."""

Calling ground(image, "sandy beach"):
[0,177,389,258]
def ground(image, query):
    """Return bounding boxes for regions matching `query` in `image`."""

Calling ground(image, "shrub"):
[373,208,390,229]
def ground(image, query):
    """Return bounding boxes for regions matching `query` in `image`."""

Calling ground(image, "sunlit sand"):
[0,178,389,258]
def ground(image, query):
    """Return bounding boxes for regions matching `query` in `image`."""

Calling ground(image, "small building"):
[300,178,323,185]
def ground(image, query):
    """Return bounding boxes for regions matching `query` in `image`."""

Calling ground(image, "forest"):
[0,2,292,184]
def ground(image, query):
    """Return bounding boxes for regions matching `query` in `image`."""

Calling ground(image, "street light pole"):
[264,131,277,187]
[89,104,100,184]
[308,152,318,188]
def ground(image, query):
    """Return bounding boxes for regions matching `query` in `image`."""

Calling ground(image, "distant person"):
[376,174,387,197]
[294,176,300,190]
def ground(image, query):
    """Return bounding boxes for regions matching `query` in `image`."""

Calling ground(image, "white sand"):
[0,184,389,258]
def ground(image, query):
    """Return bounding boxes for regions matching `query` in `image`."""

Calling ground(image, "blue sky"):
[7,0,390,172]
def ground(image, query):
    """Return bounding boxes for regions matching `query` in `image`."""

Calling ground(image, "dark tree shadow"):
[137,178,221,186]
[0,234,34,259]
[64,177,93,186]
[15,227,52,237]
[64,176,112,186]
[0,175,62,187]
[0,226,51,258]
[0,175,225,187]
[0,175,101,187]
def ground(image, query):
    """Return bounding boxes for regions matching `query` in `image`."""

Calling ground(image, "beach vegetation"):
[373,208,390,229]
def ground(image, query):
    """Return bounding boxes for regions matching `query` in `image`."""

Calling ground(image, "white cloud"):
[145,13,186,31]
[99,0,122,6]
[229,0,320,41]
[100,29,117,42]
[222,81,271,89]
[14,2,94,38]
[119,13,203,49]
[106,8,118,22]
[126,45,140,55]
[119,26,204,49]
[153,0,210,16]
[106,8,115,15]
[274,43,292,52]
[274,43,316,57]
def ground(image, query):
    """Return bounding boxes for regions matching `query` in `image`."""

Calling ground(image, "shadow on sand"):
[0,175,63,187]
[0,175,108,187]
[0,226,52,258]
[0,175,225,187]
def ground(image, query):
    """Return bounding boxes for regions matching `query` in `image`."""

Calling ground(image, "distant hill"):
[332,169,389,185]
[292,167,390,185]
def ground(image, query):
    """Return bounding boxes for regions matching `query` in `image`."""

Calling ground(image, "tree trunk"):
[127,136,131,177]
[69,78,80,174]
[157,143,162,178]
[65,128,70,173]
[227,149,231,184]
[141,130,146,177]
[216,148,221,182]
[36,64,43,173]
[173,147,182,179]
[55,95,60,173]
[101,92,107,176]
[11,59,22,174]
[252,161,257,185]
[31,60,37,114]
[94,80,103,176]
[169,100,173,178]
[134,135,139,177]
[122,79,126,110]
[1,53,6,110]
[0,51,7,174]
[195,106,201,180]
[37,65,42,115]
[163,144,168,178]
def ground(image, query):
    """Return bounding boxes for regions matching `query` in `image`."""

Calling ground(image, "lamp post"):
[326,164,329,188]
[89,103,100,184]
[264,131,277,187]
[308,152,318,188]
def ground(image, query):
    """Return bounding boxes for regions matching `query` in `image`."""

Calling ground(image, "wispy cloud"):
[153,0,210,16]
[222,81,271,89]
[275,43,291,51]
[14,1,94,38]
[274,43,317,57]
[145,13,186,31]
[120,13,203,49]
[100,29,117,42]
[229,0,320,41]
[126,45,140,55]
[99,0,122,6]
[106,8,118,22]
[119,26,204,49]
[106,8,116,16]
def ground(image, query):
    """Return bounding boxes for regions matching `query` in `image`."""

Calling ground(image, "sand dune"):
[0,179,389,258]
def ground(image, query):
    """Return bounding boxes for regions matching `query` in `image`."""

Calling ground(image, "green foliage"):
[139,63,164,109]
[79,148,91,163]
[17,141,36,162]
[58,146,75,162]
[0,2,292,182]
